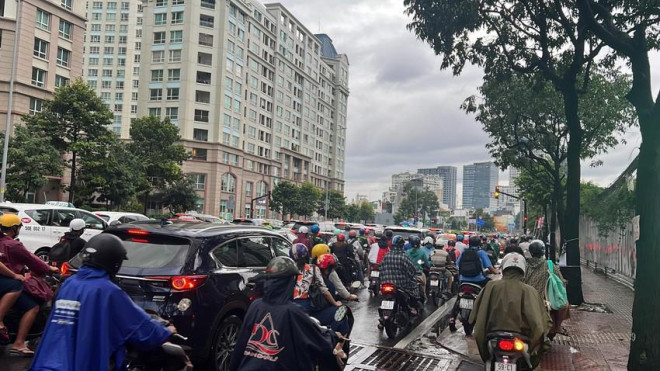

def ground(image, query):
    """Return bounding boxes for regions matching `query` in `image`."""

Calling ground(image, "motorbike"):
[2,273,61,347]
[310,306,352,371]
[457,282,483,336]
[368,263,381,296]
[428,266,448,307]
[486,331,533,371]
[377,282,420,339]
[124,315,193,371]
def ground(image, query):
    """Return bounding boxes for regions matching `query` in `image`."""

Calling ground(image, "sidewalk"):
[436,267,633,370]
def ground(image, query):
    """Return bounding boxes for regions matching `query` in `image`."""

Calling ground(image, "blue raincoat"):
[29,266,171,371]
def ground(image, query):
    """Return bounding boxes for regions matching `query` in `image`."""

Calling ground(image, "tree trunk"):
[562,87,585,305]
[68,151,76,203]
[549,190,558,262]
[552,167,564,262]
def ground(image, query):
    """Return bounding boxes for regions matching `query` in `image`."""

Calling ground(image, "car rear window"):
[120,234,190,269]
[293,222,317,231]
[386,229,422,240]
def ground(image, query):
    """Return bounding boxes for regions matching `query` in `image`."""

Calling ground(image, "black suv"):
[65,222,291,370]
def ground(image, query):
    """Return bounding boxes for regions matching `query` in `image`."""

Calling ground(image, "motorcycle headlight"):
[177,298,192,312]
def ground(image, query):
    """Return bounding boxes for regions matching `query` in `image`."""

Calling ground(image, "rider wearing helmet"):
[311,243,331,263]
[523,240,568,340]
[406,235,430,298]
[293,226,312,251]
[309,225,325,246]
[31,233,174,369]
[470,253,551,367]
[330,234,356,286]
[0,213,58,355]
[290,244,347,335]
[454,234,467,254]
[49,218,88,266]
[230,256,345,370]
[384,229,394,248]
[317,254,358,302]
[379,236,423,315]
[422,236,435,259]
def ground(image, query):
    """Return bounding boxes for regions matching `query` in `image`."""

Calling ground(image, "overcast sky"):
[275,0,657,205]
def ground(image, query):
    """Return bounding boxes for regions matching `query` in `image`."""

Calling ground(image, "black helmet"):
[469,236,481,247]
[253,256,300,281]
[409,235,421,248]
[385,229,393,238]
[81,234,127,277]
[529,240,545,258]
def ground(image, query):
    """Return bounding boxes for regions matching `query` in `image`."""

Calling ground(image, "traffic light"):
[494,186,500,199]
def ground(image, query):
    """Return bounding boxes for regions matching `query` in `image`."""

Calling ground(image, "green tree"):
[358,201,375,223]
[294,182,321,218]
[446,216,467,230]
[404,0,614,304]
[161,177,199,214]
[269,181,299,218]
[128,116,188,213]
[395,182,440,222]
[573,2,660,365]
[345,203,361,223]
[2,125,64,202]
[317,189,347,220]
[24,79,114,204]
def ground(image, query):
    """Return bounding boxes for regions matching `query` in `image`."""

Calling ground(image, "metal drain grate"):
[348,347,451,371]
[551,332,630,347]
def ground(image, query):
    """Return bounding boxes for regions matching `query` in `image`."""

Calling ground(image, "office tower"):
[462,162,498,210]
[418,166,457,209]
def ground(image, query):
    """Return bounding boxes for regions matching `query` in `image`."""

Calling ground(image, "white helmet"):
[423,236,434,245]
[298,226,309,234]
[69,218,86,231]
[501,252,526,274]
[435,238,447,247]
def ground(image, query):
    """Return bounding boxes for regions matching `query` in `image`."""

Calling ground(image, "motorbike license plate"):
[370,270,380,278]
[495,362,516,371]
[380,300,395,310]
[430,280,439,287]
[459,298,474,310]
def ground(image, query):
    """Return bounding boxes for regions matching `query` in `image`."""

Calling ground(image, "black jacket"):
[229,277,337,371]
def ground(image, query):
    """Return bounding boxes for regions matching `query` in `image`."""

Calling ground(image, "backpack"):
[546,260,568,310]
[49,238,72,263]
[459,249,483,277]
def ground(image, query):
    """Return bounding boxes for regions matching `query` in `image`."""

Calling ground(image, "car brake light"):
[127,229,149,235]
[171,275,208,290]
[498,339,515,351]
[381,283,396,294]
[130,238,149,243]
[60,262,72,277]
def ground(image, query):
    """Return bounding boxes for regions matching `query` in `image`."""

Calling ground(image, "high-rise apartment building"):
[83,0,349,218]
[418,166,457,209]
[1,0,86,139]
[462,161,498,210]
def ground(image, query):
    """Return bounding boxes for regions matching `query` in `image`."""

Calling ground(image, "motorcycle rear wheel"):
[430,291,439,307]
[384,321,398,339]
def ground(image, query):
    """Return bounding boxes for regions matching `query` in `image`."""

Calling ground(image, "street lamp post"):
[0,0,23,202]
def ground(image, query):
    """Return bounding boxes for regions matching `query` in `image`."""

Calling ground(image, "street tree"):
[128,116,188,213]
[317,189,347,220]
[358,201,376,223]
[24,79,114,204]
[345,203,361,223]
[515,164,555,237]
[269,181,299,218]
[572,2,660,366]
[2,125,64,202]
[161,177,199,214]
[446,216,467,230]
[464,71,634,253]
[395,182,440,222]
[294,182,321,218]
[405,0,615,303]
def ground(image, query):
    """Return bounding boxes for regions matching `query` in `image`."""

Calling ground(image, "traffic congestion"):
[0,204,567,371]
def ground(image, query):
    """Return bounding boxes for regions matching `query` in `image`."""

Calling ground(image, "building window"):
[256,181,268,197]
[192,148,208,161]
[103,81,113,89]
[200,14,214,28]
[29,98,43,115]
[57,48,71,67]
[194,109,209,122]
[150,88,162,101]
[193,128,208,141]
[154,13,167,25]
[92,2,102,9]
[154,32,166,44]
[55,75,69,87]
[169,49,182,62]
[102,56,113,66]
[191,174,206,190]
[195,90,210,104]
[166,88,179,100]
[221,173,236,192]
[31,68,46,88]
[199,33,213,47]
[36,9,50,30]
[196,71,211,84]
[151,69,164,82]
[170,30,183,43]
[167,68,180,81]
[201,0,215,9]
[172,0,184,4]
[148,107,161,117]
[165,107,178,121]
[33,38,49,59]
[245,182,253,198]
[152,50,165,63]
[197,52,212,66]
[171,11,183,25]
[61,0,73,11]
[59,20,72,40]
[155,0,167,6]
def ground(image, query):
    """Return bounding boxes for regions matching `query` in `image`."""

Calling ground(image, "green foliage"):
[317,189,347,219]
[161,177,199,214]
[446,216,467,230]
[473,208,495,231]
[358,201,375,223]
[269,181,299,217]
[3,125,64,202]
[295,182,321,218]
[23,79,114,202]
[394,182,440,222]
[345,203,361,223]
[581,182,635,236]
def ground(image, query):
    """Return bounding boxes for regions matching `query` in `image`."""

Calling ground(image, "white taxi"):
[0,203,107,260]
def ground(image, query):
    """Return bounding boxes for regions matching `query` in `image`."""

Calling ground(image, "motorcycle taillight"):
[381,283,396,294]
[498,338,526,352]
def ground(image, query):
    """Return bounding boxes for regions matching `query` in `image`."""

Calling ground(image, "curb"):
[393,297,457,349]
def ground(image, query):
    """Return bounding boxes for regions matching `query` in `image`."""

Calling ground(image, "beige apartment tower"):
[84,0,349,218]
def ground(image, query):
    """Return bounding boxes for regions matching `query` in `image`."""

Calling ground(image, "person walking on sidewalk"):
[469,253,551,368]
[523,240,570,340]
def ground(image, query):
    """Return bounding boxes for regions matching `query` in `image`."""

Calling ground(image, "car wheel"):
[212,315,242,371]
[35,249,50,263]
